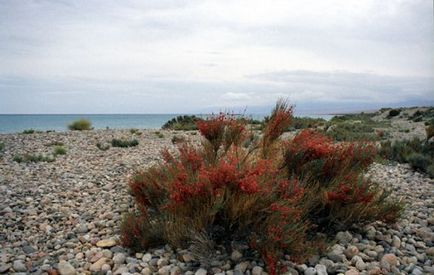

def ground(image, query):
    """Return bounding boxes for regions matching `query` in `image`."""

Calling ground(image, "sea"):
[0,114,334,134]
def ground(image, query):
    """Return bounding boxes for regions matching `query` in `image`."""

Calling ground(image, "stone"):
[231,250,243,262]
[158,266,171,275]
[380,254,398,270]
[336,231,353,245]
[181,253,194,263]
[57,260,76,275]
[195,268,207,275]
[426,247,434,256]
[101,264,111,273]
[142,253,153,262]
[392,236,401,248]
[89,257,109,272]
[13,260,26,272]
[113,253,126,264]
[344,246,359,259]
[114,266,129,275]
[304,267,316,275]
[315,264,327,275]
[252,266,263,275]
[327,250,345,262]
[345,269,359,275]
[170,266,182,275]
[234,262,248,273]
[157,258,169,267]
[0,264,11,273]
[96,239,116,248]
[22,245,36,254]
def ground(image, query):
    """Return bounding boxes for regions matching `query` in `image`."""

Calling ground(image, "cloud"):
[0,0,432,113]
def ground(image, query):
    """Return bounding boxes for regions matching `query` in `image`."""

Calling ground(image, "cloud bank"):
[0,0,433,113]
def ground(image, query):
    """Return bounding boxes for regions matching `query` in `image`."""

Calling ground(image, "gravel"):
[0,130,433,274]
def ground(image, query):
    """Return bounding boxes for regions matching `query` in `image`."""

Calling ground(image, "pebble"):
[57,260,76,275]
[13,260,26,272]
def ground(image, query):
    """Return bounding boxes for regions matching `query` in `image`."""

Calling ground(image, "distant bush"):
[22,129,36,134]
[46,141,64,147]
[121,100,402,274]
[68,119,92,131]
[171,135,186,144]
[426,120,434,141]
[96,142,110,151]
[130,128,142,135]
[388,109,401,118]
[0,142,4,151]
[162,115,203,131]
[325,122,378,141]
[53,146,67,155]
[381,138,434,177]
[290,116,326,130]
[111,138,139,148]
[13,154,55,163]
[154,131,164,138]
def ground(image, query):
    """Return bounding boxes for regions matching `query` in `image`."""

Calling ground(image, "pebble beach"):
[0,129,433,275]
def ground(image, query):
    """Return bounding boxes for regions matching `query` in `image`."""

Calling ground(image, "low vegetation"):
[154,131,164,138]
[387,109,401,118]
[290,116,326,130]
[130,128,142,135]
[121,100,402,274]
[162,115,203,131]
[0,142,4,151]
[13,154,55,163]
[111,138,139,148]
[381,138,434,178]
[96,142,110,151]
[53,146,67,156]
[171,135,186,144]
[68,119,92,131]
[21,129,43,134]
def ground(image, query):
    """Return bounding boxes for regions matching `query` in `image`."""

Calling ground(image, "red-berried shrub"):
[122,100,403,274]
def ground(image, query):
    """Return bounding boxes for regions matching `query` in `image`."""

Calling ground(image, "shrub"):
[407,153,431,173]
[121,100,402,274]
[22,129,35,134]
[111,138,139,148]
[68,119,92,131]
[53,146,67,155]
[388,109,400,118]
[13,154,55,163]
[0,142,4,151]
[96,142,110,151]
[162,115,203,131]
[171,135,186,144]
[290,117,326,130]
[426,120,434,141]
[46,141,64,147]
[380,138,434,177]
[130,128,142,135]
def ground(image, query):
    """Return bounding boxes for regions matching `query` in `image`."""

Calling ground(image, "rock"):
[327,250,345,263]
[304,267,316,275]
[234,262,248,273]
[113,253,126,264]
[157,258,169,267]
[336,231,353,245]
[380,254,398,271]
[96,239,116,248]
[101,264,111,273]
[252,266,263,275]
[170,266,182,275]
[344,246,359,259]
[392,236,401,248]
[114,266,129,275]
[57,261,76,275]
[0,264,11,273]
[315,264,327,275]
[89,257,109,272]
[22,245,36,254]
[142,253,153,262]
[13,260,26,272]
[182,253,194,263]
[426,247,434,256]
[195,268,207,275]
[345,269,359,275]
[231,250,243,262]
[158,266,171,275]
[141,267,152,275]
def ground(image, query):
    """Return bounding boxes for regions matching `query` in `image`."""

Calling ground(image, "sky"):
[0,0,433,114]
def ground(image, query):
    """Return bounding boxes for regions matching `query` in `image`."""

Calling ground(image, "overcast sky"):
[0,0,433,114]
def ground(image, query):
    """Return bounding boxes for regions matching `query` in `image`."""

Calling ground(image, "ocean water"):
[0,114,334,134]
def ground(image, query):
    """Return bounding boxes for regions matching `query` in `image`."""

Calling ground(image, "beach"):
[0,128,433,274]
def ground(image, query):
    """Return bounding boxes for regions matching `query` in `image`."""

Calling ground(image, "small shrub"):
[426,120,434,141]
[13,154,55,163]
[22,129,35,134]
[111,138,139,148]
[407,153,431,173]
[68,119,92,131]
[53,146,67,155]
[171,135,186,144]
[388,109,400,118]
[154,132,164,138]
[162,115,203,131]
[96,142,110,151]
[130,128,142,135]
[46,141,64,147]
[0,142,4,151]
